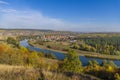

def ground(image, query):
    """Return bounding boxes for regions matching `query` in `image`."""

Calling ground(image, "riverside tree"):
[60,50,82,73]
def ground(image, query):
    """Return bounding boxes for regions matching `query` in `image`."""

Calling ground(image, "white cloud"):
[0,8,77,31]
[0,8,119,32]
[0,1,119,32]
[0,8,16,13]
[0,0,9,5]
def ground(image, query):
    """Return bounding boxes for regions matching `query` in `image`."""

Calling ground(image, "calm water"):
[20,40,120,66]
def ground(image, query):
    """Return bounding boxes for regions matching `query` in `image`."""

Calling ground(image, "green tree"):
[7,37,19,48]
[72,43,80,49]
[60,50,82,73]
[90,47,96,52]
[88,60,99,66]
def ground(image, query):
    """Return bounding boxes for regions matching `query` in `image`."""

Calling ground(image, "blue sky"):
[0,0,120,32]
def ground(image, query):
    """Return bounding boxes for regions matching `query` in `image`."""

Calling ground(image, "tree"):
[102,60,117,68]
[87,60,100,71]
[102,60,117,72]
[88,60,99,66]
[90,47,96,52]
[114,73,120,80]
[60,50,82,73]
[71,43,80,49]
[28,51,41,67]
[0,48,24,65]
[7,37,19,48]
[114,51,120,55]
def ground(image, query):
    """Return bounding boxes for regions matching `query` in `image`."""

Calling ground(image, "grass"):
[0,64,102,80]
[0,64,40,80]
[0,64,24,71]
[75,50,120,60]
[42,70,102,80]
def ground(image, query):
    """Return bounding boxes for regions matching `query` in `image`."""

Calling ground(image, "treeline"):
[74,36,120,55]
[17,35,42,41]
[84,59,120,80]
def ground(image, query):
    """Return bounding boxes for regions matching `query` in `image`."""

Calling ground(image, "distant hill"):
[0,28,54,32]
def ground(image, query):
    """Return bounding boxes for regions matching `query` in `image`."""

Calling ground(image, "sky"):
[0,0,120,32]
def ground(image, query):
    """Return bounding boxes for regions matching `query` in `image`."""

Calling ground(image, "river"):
[20,40,120,66]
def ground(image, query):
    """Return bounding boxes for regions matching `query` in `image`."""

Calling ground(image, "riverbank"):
[29,41,120,60]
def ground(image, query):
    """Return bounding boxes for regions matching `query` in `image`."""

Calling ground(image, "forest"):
[73,34,120,55]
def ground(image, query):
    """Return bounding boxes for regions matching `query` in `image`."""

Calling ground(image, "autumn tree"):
[28,51,41,67]
[102,60,117,68]
[115,73,120,80]
[60,50,82,73]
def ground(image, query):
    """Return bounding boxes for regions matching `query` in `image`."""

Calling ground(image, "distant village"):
[0,29,77,41]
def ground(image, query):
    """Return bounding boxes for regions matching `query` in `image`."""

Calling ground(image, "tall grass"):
[0,64,40,80]
[0,64,102,80]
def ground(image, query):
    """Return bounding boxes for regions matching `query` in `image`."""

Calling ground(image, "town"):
[0,29,77,41]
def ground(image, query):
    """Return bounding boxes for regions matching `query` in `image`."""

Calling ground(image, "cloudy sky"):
[0,0,120,32]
